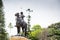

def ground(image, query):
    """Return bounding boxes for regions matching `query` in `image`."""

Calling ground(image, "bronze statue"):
[20,12,25,20]
[15,12,27,36]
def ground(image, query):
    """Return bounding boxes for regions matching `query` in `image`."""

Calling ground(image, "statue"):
[20,12,25,20]
[15,12,27,36]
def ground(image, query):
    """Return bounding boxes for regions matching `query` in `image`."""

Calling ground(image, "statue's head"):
[15,13,19,17]
[20,12,23,15]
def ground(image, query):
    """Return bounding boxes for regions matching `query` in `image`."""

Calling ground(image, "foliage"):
[48,22,60,29]
[48,22,60,40]
[37,29,50,40]
[0,28,9,40]
[0,0,3,8]
[32,24,41,31]
[28,24,42,40]
[0,0,9,40]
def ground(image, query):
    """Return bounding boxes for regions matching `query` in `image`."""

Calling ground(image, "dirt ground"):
[10,36,28,40]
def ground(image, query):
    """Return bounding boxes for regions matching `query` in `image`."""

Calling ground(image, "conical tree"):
[0,0,8,40]
[27,9,33,32]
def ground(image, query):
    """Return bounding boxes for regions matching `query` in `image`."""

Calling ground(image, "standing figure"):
[15,13,22,35]
[20,12,25,24]
[20,12,27,35]
[20,12,27,36]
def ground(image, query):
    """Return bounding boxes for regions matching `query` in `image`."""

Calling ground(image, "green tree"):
[32,24,41,31]
[28,24,42,40]
[0,0,8,40]
[48,22,60,40]
[48,22,60,29]
[27,9,33,32]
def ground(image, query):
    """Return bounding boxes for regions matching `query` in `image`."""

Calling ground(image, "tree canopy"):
[48,22,60,40]
[28,24,42,40]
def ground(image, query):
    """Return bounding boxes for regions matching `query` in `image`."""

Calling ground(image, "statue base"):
[10,35,28,40]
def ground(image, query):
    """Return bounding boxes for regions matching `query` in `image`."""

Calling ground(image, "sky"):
[2,0,60,35]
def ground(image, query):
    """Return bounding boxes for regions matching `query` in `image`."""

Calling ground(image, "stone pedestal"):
[10,36,28,40]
